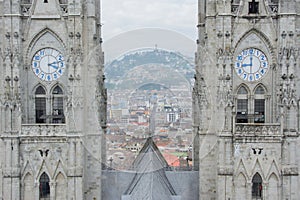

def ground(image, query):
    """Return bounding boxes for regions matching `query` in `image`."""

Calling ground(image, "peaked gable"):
[124,137,179,200]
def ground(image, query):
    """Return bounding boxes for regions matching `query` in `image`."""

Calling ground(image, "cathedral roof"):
[123,137,178,200]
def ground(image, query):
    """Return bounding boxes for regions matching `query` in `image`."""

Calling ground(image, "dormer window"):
[249,0,259,14]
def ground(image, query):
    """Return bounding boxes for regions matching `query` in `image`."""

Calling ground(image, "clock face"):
[235,48,268,82]
[32,48,65,82]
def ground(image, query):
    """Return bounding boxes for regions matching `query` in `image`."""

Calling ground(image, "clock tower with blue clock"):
[0,0,106,199]
[235,48,269,82]
[32,48,65,82]
[194,0,300,200]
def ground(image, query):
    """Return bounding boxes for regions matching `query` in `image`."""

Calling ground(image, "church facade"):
[194,0,300,199]
[0,0,106,199]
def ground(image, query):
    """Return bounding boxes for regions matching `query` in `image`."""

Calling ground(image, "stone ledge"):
[31,15,61,19]
[282,166,298,176]
[218,166,233,175]
[3,168,20,177]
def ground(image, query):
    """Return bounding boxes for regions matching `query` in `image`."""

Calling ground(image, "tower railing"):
[21,124,67,137]
[234,123,282,142]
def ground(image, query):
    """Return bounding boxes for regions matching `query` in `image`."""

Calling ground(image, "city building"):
[194,0,300,199]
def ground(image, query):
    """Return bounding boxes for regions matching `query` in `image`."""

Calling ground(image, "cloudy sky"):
[101,0,198,41]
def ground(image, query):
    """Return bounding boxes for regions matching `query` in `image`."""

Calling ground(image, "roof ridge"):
[123,137,177,199]
[132,137,169,170]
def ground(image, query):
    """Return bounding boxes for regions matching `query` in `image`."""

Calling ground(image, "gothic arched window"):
[39,172,50,199]
[34,85,65,124]
[254,86,265,123]
[252,173,263,198]
[236,85,267,123]
[236,86,249,123]
[52,86,65,123]
[35,86,46,123]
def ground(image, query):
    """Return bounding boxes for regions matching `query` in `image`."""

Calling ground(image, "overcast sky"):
[101,0,198,41]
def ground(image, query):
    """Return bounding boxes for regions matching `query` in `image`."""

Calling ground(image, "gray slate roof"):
[123,137,179,200]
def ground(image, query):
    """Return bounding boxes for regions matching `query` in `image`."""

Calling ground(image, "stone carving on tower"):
[0,0,106,199]
[194,0,300,199]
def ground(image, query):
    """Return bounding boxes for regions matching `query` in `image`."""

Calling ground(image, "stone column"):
[249,95,254,123]
[219,140,225,164]
[225,140,231,165]
[265,95,271,123]
[262,182,267,200]
[12,176,20,200]
[76,140,82,169]
[12,139,19,168]
[69,139,75,167]
[5,141,11,169]
[50,181,56,200]
[290,141,296,165]
[246,182,252,200]
[35,180,39,200]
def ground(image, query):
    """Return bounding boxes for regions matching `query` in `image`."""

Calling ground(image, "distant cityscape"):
[104,48,195,170]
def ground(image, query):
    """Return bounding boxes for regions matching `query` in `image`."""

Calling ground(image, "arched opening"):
[35,86,46,123]
[55,172,66,200]
[23,173,34,200]
[236,173,247,199]
[268,173,279,200]
[236,85,249,123]
[254,85,265,123]
[52,85,65,123]
[39,172,50,200]
[252,173,263,199]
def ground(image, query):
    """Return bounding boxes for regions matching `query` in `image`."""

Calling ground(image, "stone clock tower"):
[194,0,299,199]
[0,0,106,199]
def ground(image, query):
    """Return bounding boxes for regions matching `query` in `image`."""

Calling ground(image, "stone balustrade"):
[21,124,67,137]
[234,123,282,142]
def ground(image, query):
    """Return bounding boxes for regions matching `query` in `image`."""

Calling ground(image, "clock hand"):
[48,63,58,70]
[48,61,57,65]
[48,60,62,66]
[242,63,251,67]
[241,56,253,67]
